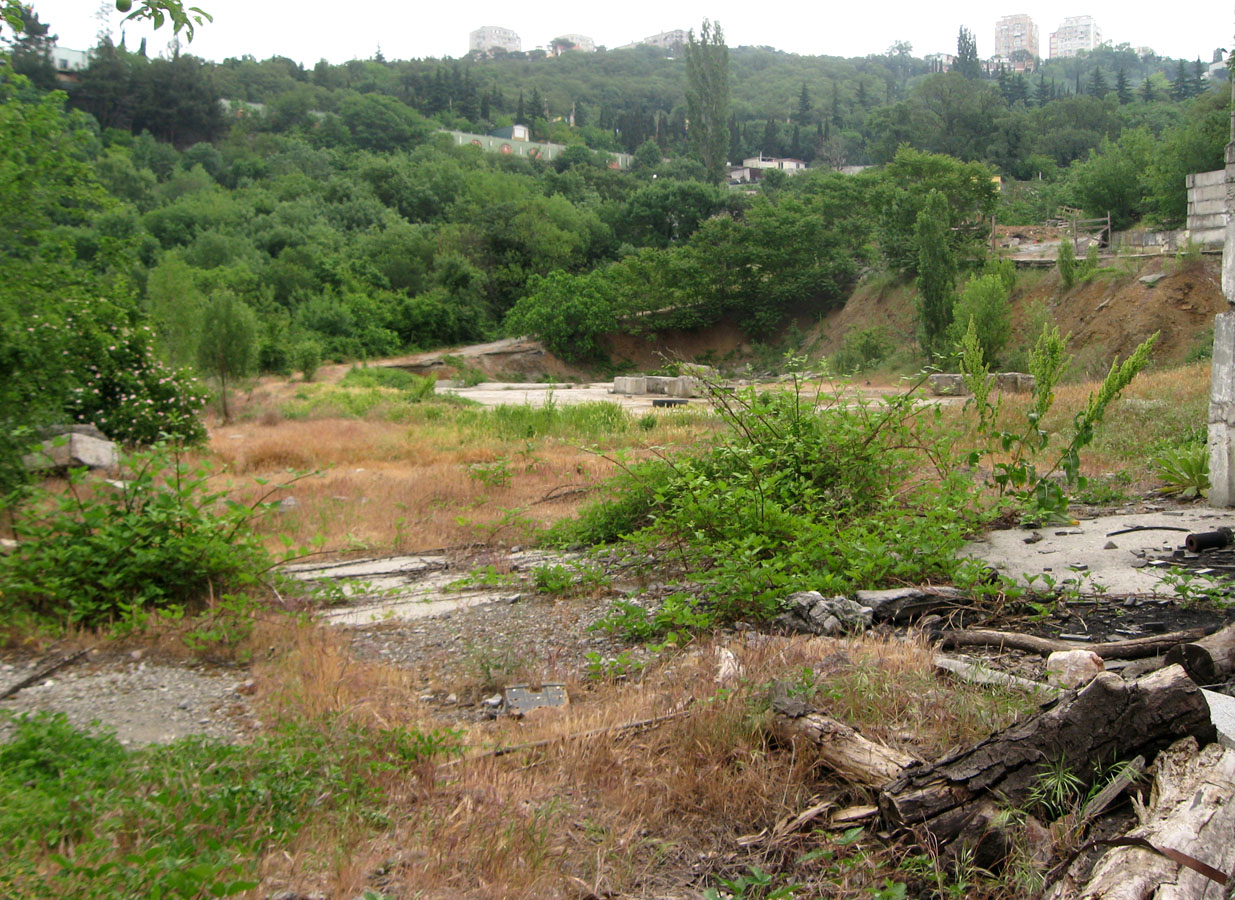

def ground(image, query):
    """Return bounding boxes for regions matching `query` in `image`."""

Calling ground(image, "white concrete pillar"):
[1208,84,1235,507]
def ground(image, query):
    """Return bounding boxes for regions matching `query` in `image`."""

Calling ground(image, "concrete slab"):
[1203,689,1235,750]
[287,550,579,626]
[963,508,1235,597]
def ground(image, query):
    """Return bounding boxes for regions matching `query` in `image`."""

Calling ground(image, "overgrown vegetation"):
[0,445,287,631]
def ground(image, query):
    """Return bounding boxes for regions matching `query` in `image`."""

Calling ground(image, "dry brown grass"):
[243,625,1033,899]
[197,401,714,557]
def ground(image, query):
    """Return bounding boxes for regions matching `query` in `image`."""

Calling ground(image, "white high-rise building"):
[1049,16,1102,58]
[469,26,521,55]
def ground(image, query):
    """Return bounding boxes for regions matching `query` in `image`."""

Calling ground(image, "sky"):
[30,0,1235,66]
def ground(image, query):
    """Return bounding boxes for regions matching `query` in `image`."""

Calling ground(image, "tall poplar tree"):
[684,18,730,184]
[914,190,957,359]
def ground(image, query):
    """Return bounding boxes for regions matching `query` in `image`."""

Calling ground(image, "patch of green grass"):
[0,712,461,899]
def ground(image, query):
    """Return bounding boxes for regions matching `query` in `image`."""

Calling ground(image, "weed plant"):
[559,365,982,633]
[0,445,293,631]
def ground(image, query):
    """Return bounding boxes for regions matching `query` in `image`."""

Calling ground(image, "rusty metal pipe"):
[1184,527,1234,553]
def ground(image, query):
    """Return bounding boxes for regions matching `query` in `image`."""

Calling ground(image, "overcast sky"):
[31,0,1235,66]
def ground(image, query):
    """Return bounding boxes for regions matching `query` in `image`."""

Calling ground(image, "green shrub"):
[949,273,1012,368]
[0,446,280,629]
[829,327,890,374]
[339,365,437,400]
[560,371,980,629]
[1057,237,1077,289]
[1153,444,1209,499]
[295,339,323,382]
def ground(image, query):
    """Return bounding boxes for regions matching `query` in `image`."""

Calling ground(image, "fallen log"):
[1044,737,1235,900]
[770,696,917,788]
[0,649,88,701]
[878,665,1214,867]
[938,628,1207,660]
[1163,623,1235,686]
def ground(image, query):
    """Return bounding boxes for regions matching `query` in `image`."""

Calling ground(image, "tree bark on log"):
[878,665,1215,867]
[770,697,917,788]
[1163,623,1235,686]
[1045,737,1235,900]
[938,629,1207,659]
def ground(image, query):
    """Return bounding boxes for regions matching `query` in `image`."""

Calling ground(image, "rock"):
[1045,649,1105,689]
[928,374,968,396]
[1139,272,1167,286]
[773,591,872,636]
[482,693,504,708]
[23,431,119,471]
[715,648,743,686]
[444,693,458,705]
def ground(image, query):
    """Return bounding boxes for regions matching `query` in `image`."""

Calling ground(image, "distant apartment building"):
[730,155,807,183]
[994,14,1039,60]
[550,34,595,55]
[469,25,521,56]
[618,29,688,52]
[924,52,956,73]
[1049,16,1102,58]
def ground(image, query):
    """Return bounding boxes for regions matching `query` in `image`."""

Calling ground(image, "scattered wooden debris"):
[0,648,88,701]
[1164,623,1235,685]
[938,628,1208,659]
[878,665,1213,866]
[770,694,917,788]
[1044,738,1235,900]
[933,653,1061,698]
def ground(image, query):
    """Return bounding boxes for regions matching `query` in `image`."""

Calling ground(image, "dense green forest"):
[0,12,1230,478]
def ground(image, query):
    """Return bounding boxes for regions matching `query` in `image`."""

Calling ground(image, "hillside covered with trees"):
[0,9,1229,473]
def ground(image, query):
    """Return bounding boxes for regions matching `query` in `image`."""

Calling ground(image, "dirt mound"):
[809,257,1223,370]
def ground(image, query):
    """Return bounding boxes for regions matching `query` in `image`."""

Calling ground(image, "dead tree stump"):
[1164,623,1235,686]
[878,665,1215,867]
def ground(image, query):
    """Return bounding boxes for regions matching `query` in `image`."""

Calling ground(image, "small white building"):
[51,45,90,72]
[742,155,807,173]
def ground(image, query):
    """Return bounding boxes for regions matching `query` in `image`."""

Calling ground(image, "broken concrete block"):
[504,683,568,716]
[612,375,647,395]
[1202,688,1235,750]
[928,374,968,396]
[23,432,119,471]
[773,591,871,635]
[666,376,700,398]
[644,375,673,395]
[994,372,1036,394]
[1045,649,1105,689]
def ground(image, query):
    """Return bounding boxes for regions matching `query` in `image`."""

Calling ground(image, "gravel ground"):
[0,653,259,746]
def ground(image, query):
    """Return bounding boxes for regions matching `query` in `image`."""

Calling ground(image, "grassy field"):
[0,358,1217,899]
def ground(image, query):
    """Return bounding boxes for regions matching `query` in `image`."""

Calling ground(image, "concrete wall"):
[1187,168,1227,247]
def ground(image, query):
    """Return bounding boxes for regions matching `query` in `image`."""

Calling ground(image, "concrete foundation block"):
[667,376,700,398]
[644,375,673,395]
[23,433,120,471]
[612,375,647,395]
[928,374,968,396]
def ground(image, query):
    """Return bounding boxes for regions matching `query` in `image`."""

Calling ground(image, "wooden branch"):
[441,709,690,768]
[938,628,1207,660]
[0,649,88,701]
[933,653,1060,698]
[878,665,1215,868]
[1045,738,1235,900]
[770,697,917,788]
